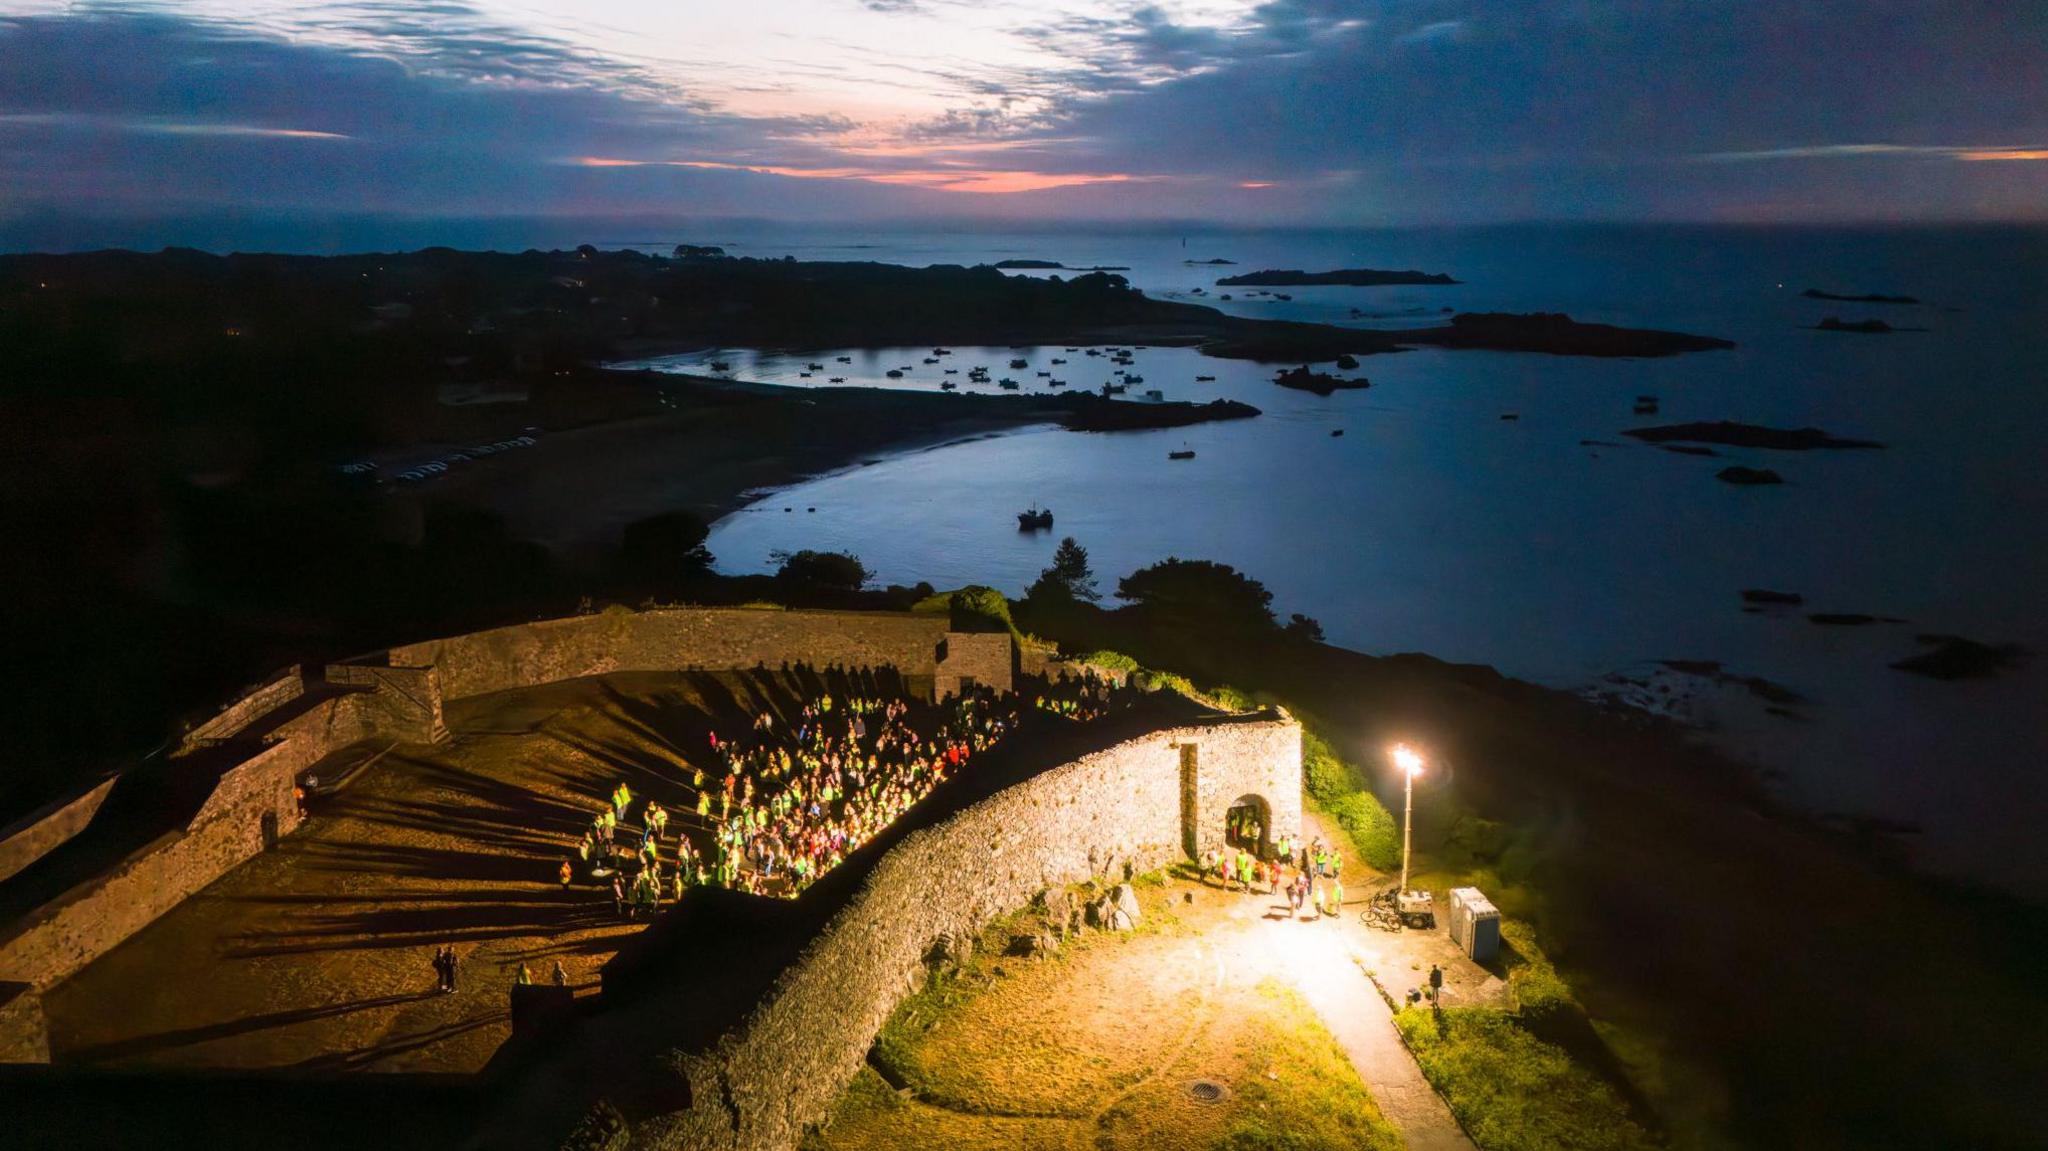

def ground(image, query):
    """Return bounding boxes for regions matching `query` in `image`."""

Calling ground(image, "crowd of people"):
[559,666,1132,913]
[1201,833,1348,919]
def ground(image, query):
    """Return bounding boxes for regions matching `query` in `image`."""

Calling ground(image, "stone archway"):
[1224,794,1271,858]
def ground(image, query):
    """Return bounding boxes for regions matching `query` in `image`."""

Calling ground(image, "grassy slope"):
[1015,602,2048,1151]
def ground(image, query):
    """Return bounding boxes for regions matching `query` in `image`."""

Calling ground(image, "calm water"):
[616,224,2048,897]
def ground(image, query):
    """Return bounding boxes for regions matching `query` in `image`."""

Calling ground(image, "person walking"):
[515,962,533,987]
[431,947,447,993]
[611,874,626,919]
[558,858,573,888]
[551,960,568,988]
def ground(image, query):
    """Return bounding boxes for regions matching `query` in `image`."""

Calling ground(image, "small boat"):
[1103,382,1126,395]
[940,381,956,390]
[1048,378,1066,387]
[1142,389,1164,401]
[944,368,959,374]
[1064,347,1079,352]
[923,357,940,365]
[1169,448,1196,460]
[1086,349,1101,357]
[885,369,904,378]
[807,362,824,370]
[799,372,812,378]
[1125,375,1144,384]
[1051,358,1066,365]
[1037,371,1051,377]
[1017,506,1054,530]
[1195,375,1215,382]
[836,355,852,363]
[1500,413,1519,421]
[710,360,731,372]
[933,347,952,355]
[1330,429,1345,437]
[829,377,846,383]
[999,379,1020,390]
[1009,358,1029,369]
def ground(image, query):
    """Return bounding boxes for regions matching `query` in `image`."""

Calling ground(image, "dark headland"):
[1624,422,1883,450]
[1217,267,1460,286]
[1804,287,1920,304]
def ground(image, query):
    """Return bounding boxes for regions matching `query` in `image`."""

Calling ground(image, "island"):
[1271,365,1371,396]
[1892,635,2026,680]
[1218,267,1459,287]
[1623,422,1883,450]
[1814,317,1894,333]
[992,259,1132,271]
[1803,288,1920,304]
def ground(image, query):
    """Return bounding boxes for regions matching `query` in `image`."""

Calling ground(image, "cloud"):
[1695,143,2048,164]
[0,0,2043,231]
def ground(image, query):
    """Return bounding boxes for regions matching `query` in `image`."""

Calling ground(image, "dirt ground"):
[808,820,1505,1151]
[41,670,811,1074]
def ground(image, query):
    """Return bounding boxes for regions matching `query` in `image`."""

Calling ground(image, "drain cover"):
[1186,1079,1229,1104]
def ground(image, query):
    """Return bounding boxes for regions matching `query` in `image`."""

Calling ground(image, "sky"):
[0,0,2043,239]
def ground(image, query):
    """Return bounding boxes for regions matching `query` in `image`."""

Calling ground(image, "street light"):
[1391,744,1424,895]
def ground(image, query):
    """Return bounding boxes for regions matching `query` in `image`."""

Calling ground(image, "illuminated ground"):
[808,811,1497,1151]
[40,669,845,1074]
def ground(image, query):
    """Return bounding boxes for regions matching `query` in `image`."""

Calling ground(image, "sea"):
[606,223,2048,899]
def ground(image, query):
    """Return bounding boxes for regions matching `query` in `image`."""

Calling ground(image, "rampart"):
[0,606,1013,1049]
[389,607,1011,703]
[617,710,1302,1151]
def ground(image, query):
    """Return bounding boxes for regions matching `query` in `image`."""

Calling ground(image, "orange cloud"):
[1954,149,2048,162]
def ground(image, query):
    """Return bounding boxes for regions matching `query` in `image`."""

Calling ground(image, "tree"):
[1028,536,1099,603]
[1283,613,1325,643]
[1114,558,1275,632]
[619,511,713,589]
[772,549,870,594]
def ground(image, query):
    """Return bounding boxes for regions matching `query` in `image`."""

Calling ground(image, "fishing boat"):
[1009,358,1029,369]
[709,360,731,372]
[1169,447,1196,460]
[885,369,904,378]
[1195,375,1216,382]
[1017,506,1054,530]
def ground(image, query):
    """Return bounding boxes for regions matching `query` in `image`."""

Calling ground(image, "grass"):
[812,877,1402,1151]
[1396,1005,1657,1151]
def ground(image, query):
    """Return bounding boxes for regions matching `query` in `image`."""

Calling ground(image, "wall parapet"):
[0,777,119,886]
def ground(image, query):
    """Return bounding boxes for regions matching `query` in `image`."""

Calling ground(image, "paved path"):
[1291,809,1479,1151]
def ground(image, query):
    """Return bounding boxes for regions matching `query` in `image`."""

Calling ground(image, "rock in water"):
[1717,466,1784,485]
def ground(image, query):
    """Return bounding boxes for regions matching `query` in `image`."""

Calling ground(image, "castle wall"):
[181,666,305,748]
[0,777,118,886]
[628,713,1302,1151]
[388,607,1007,702]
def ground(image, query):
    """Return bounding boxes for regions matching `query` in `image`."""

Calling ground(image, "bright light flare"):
[1391,744,1424,776]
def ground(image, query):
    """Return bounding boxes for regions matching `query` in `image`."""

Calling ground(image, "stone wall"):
[388,607,1007,703]
[0,981,46,1063]
[0,777,118,885]
[0,690,392,993]
[181,666,305,749]
[626,711,1301,1151]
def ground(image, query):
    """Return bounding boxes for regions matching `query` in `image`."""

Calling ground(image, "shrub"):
[947,585,1015,634]
[1302,730,1400,871]
[772,549,870,593]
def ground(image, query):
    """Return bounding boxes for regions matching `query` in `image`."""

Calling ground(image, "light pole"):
[1392,744,1424,894]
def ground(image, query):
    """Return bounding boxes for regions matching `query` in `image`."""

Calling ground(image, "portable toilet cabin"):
[1448,887,1501,963]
